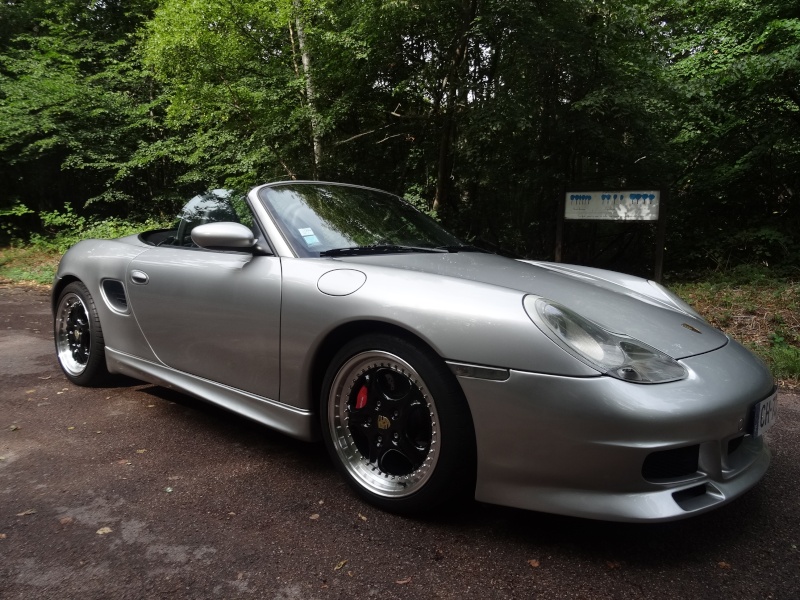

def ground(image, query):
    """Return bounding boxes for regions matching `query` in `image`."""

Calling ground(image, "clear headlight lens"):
[524,296,687,384]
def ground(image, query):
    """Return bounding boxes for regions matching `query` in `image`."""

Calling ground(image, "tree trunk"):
[433,0,479,213]
[293,0,322,177]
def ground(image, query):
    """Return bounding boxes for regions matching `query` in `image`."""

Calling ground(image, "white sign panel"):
[565,191,660,221]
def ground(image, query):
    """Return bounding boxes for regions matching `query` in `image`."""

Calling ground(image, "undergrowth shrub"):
[30,204,172,254]
[1,204,172,285]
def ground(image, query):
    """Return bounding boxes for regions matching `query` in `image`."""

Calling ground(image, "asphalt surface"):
[1,283,798,599]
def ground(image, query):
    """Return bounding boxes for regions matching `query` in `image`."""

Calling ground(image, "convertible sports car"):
[53,181,778,522]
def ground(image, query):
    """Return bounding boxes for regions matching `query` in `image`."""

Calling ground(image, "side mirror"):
[191,222,256,250]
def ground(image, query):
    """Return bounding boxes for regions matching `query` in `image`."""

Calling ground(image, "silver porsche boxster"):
[53,181,778,522]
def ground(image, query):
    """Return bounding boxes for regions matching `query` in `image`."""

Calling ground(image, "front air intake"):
[642,445,700,481]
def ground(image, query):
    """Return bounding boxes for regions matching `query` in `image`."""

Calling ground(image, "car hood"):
[337,252,727,360]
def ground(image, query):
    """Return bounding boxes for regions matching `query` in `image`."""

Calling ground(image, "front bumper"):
[457,339,774,522]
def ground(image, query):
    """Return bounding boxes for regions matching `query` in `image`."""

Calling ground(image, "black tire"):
[54,281,110,386]
[320,334,476,513]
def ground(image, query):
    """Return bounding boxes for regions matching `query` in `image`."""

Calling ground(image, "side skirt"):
[105,347,317,442]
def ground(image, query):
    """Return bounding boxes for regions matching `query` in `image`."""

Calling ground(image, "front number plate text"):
[752,393,778,437]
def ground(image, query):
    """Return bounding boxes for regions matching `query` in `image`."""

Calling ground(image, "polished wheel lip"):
[328,350,440,498]
[55,292,91,376]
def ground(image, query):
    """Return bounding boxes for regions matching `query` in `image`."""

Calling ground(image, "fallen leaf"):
[147,404,155,408]
[718,561,731,569]
[67,426,75,430]
[95,431,102,434]
[528,559,540,568]
[228,512,236,516]
[59,517,74,525]
[25,389,35,394]
[96,527,113,535]
[16,509,36,516]
[310,514,320,520]
[136,449,147,454]
[9,425,19,431]
[395,577,412,585]
[358,513,367,522]
[334,559,348,571]
[347,571,354,577]
[165,487,173,493]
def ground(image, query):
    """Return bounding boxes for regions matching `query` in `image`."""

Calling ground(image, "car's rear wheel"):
[321,334,475,513]
[55,281,110,386]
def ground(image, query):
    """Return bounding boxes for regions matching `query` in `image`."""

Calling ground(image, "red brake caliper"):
[355,385,369,410]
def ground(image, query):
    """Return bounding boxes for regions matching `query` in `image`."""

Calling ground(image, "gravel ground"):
[1,284,798,599]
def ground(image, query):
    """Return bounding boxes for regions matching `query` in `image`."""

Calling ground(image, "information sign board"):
[565,191,660,221]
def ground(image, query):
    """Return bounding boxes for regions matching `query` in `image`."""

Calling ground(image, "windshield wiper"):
[320,244,448,257]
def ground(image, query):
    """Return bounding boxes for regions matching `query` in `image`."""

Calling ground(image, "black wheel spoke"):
[347,369,432,476]
[395,434,429,466]
[347,408,371,427]
[367,431,385,465]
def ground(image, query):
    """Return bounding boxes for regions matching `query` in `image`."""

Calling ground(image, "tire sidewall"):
[55,281,109,386]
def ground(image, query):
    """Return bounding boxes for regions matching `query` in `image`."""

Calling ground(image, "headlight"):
[523,296,687,384]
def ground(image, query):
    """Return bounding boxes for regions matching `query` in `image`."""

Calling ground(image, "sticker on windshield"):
[299,227,320,246]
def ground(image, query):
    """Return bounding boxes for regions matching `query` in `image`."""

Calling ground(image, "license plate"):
[752,392,778,437]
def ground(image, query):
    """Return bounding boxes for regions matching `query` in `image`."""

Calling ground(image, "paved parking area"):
[1,284,798,599]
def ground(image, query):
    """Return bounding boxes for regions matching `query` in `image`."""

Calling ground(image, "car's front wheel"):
[320,334,476,513]
[54,281,110,386]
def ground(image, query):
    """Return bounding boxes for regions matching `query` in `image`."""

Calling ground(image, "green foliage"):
[0,202,34,236]
[767,344,800,381]
[142,0,314,183]
[29,204,171,254]
[0,246,59,285]
[0,0,799,275]
[403,184,438,219]
[0,0,185,220]
[673,265,800,383]
[649,0,800,273]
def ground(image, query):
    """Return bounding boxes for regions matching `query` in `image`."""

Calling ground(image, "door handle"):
[130,270,149,285]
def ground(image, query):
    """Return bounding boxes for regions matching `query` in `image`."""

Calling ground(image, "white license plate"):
[752,393,778,437]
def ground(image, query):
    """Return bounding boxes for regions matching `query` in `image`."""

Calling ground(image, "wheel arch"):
[52,275,81,315]
[309,319,474,421]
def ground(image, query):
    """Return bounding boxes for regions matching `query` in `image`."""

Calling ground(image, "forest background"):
[1,0,799,380]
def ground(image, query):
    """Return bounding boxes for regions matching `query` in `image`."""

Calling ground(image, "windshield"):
[257,183,464,257]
